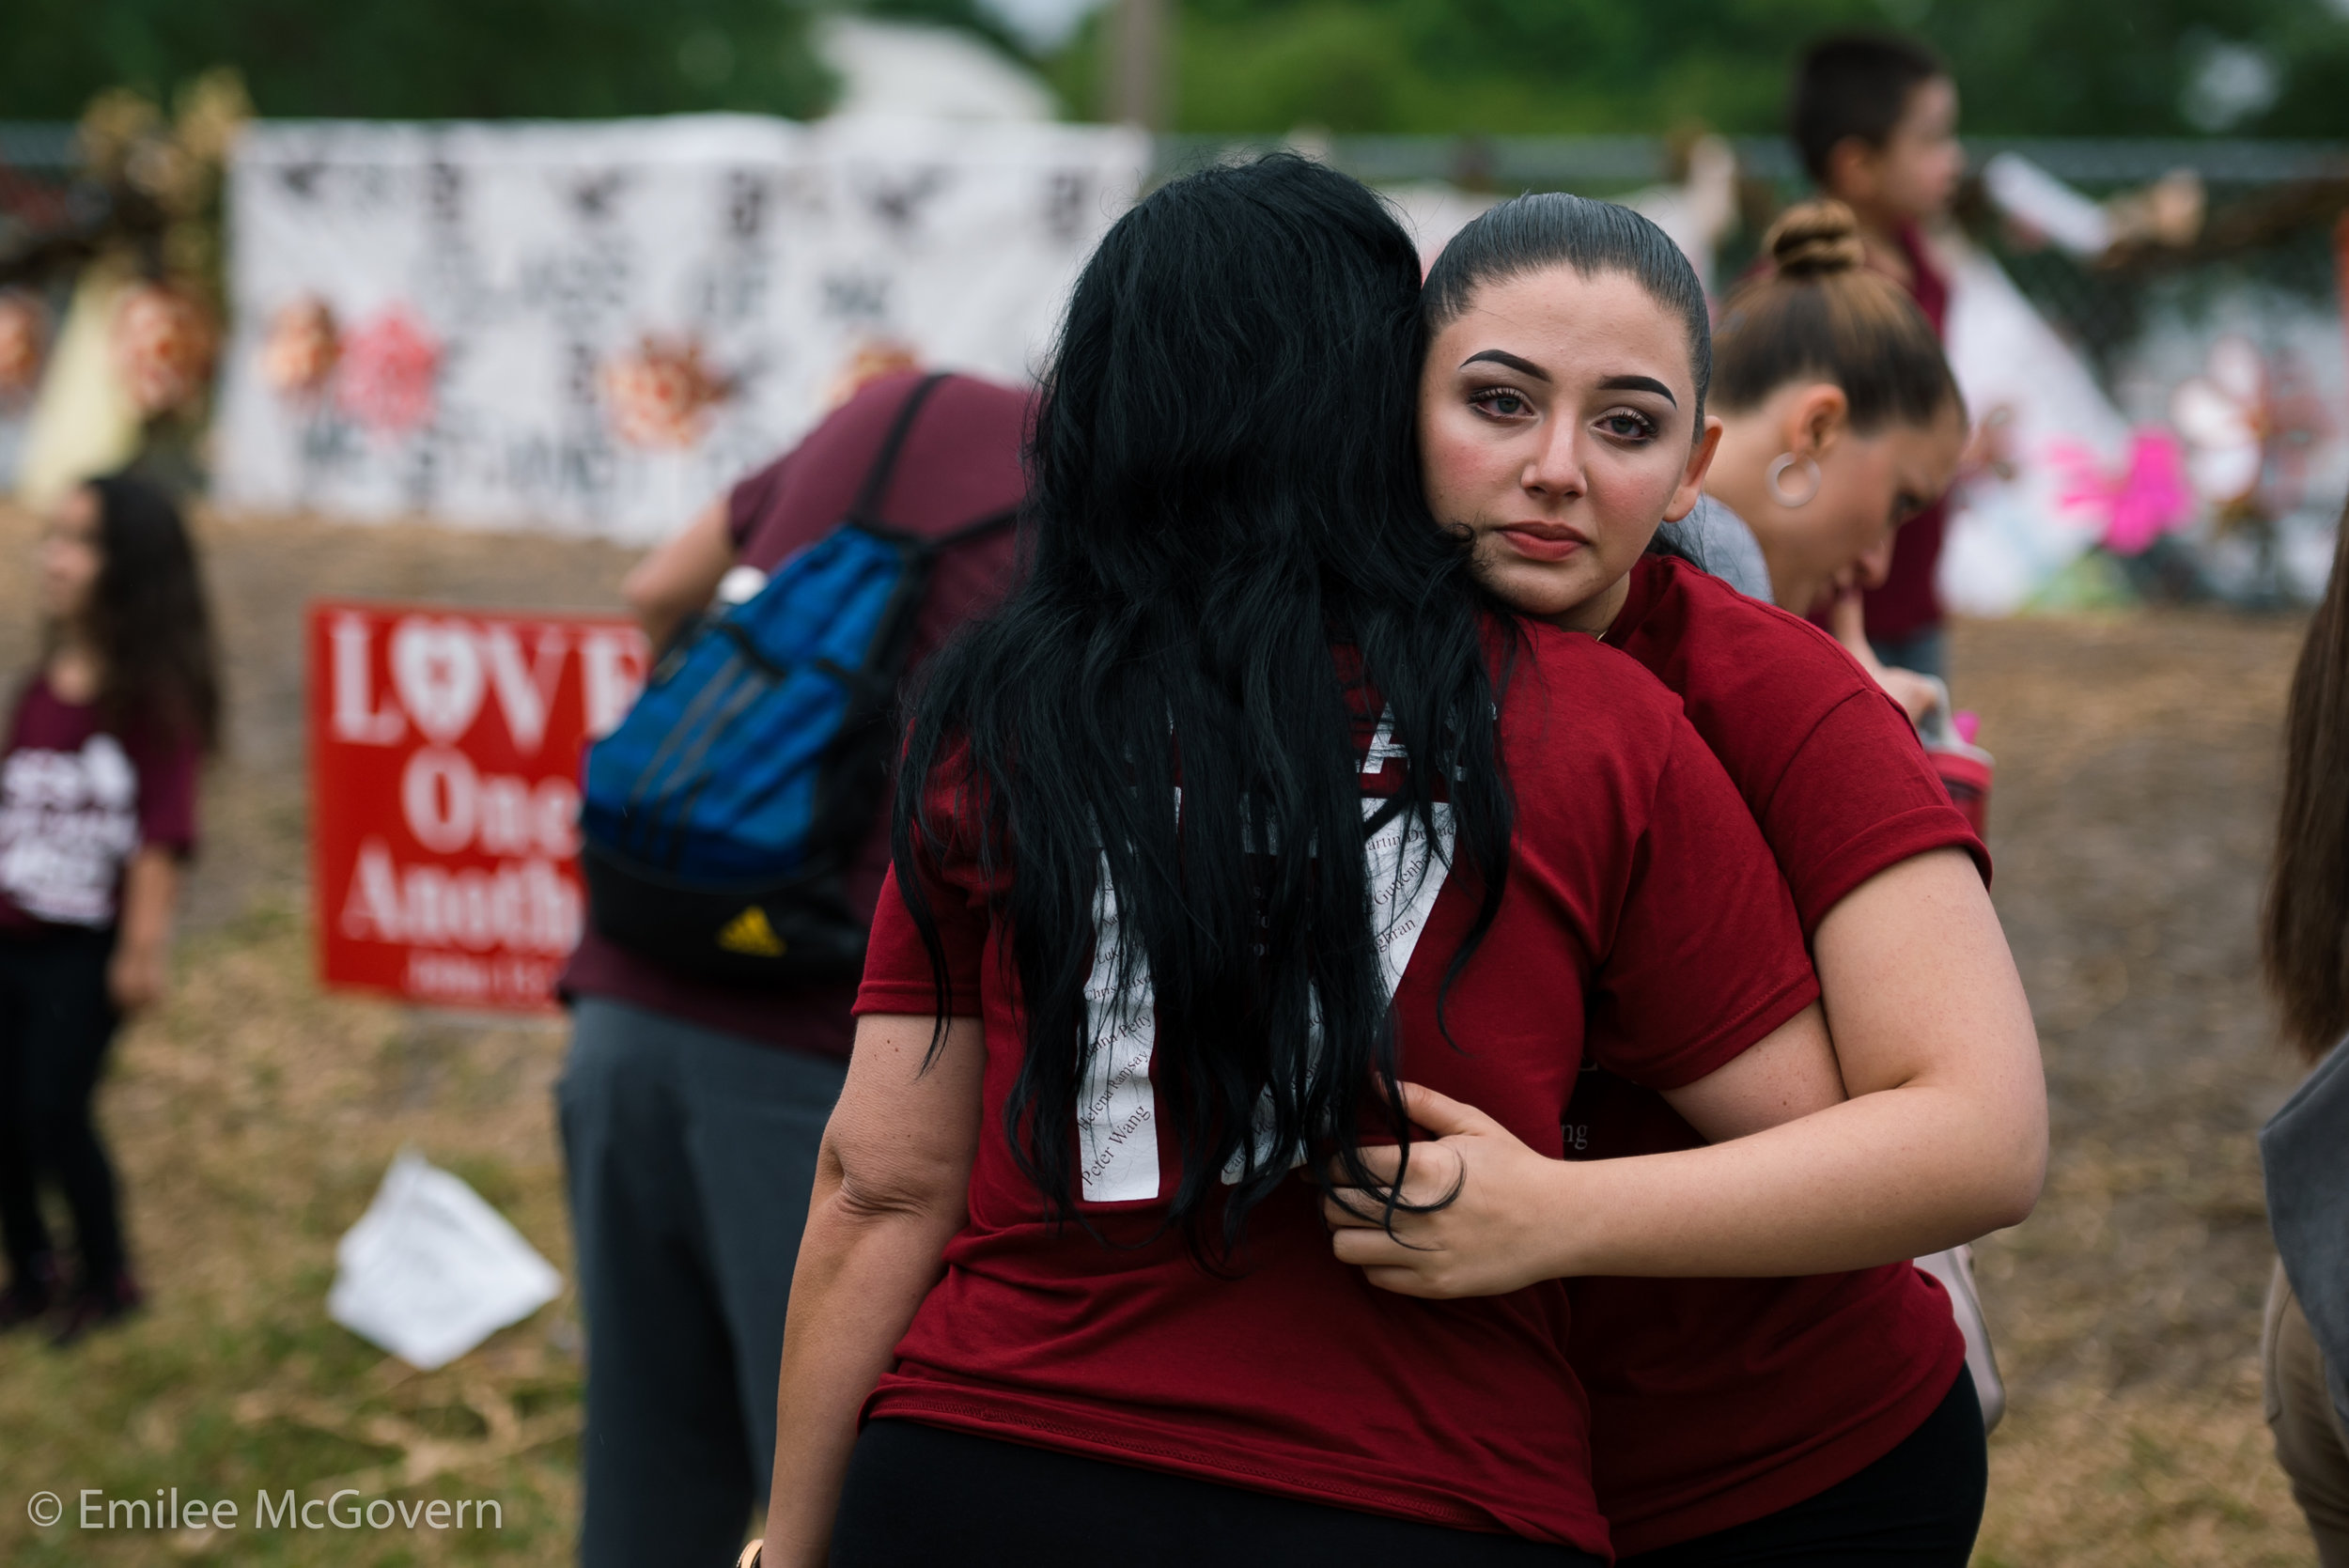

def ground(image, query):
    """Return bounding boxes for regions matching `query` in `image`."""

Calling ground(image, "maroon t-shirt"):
[853,624,1820,1557]
[0,673,202,933]
[558,371,1028,1054]
[1859,222,1952,645]
[1567,555,1987,1554]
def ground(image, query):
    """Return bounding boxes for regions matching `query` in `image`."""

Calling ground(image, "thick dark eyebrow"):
[1460,353,1679,408]
[1459,349,1549,381]
[1597,374,1677,406]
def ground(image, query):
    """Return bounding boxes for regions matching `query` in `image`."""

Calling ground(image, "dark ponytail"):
[1423,192,1712,423]
[895,154,1515,1253]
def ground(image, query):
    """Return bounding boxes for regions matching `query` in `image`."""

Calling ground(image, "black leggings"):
[0,928,127,1289]
[1619,1368,1987,1568]
[832,1419,1604,1568]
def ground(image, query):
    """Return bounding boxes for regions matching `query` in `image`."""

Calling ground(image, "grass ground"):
[0,504,2326,1564]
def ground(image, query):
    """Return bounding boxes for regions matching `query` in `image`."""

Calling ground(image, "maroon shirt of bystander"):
[557,371,1028,1055]
[1857,221,1952,647]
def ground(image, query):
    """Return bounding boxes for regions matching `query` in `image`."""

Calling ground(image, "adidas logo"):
[716,906,787,957]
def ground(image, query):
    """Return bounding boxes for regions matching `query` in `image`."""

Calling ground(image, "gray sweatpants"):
[557,996,848,1568]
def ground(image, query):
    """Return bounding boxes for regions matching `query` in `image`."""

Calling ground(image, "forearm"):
[1547,1079,2041,1279]
[1562,852,2045,1278]
[1331,862,2045,1298]
[624,498,733,647]
[117,847,179,956]
[763,1177,961,1567]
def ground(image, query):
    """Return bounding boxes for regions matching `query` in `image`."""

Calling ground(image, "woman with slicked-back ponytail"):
[745,155,1882,1566]
[1373,185,2046,1564]
[2259,498,2349,1562]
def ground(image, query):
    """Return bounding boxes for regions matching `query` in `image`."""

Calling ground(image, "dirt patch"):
[1953,610,2317,1565]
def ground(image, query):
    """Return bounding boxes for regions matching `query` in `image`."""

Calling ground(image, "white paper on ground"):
[327,1148,563,1370]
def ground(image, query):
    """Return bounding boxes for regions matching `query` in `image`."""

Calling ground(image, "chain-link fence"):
[9,118,2342,401]
[7,121,2345,598]
[1158,132,2349,386]
[1156,130,2349,603]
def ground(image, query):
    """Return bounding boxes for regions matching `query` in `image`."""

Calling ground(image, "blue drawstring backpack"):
[580,374,1014,981]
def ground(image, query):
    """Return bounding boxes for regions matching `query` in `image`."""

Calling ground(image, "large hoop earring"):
[1767,453,1822,508]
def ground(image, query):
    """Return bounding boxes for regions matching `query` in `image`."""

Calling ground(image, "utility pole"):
[1102,0,1170,132]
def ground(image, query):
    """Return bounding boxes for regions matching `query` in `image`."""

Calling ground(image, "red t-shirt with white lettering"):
[1565,555,1988,1554]
[0,674,202,933]
[853,623,1819,1557]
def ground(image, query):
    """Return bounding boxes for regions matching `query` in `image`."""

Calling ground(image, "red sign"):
[308,600,648,1012]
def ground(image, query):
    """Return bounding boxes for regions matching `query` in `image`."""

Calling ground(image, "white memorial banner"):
[213,115,1147,541]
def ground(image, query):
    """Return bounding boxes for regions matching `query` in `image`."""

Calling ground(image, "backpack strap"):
[844,372,950,529]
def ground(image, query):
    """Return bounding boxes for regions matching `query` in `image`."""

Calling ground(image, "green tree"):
[1051,0,2349,138]
[0,0,832,121]
[1921,0,2349,137]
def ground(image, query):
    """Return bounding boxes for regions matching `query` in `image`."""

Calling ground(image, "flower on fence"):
[2047,430,2194,557]
[2168,336,2264,510]
[0,292,45,402]
[2168,334,2330,527]
[599,335,732,450]
[336,306,442,435]
[111,282,217,417]
[261,295,340,399]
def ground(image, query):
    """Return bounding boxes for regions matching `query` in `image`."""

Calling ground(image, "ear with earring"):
[1767,452,1821,508]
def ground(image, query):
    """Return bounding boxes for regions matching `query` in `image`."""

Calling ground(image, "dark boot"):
[0,1252,59,1332]
[49,1269,141,1347]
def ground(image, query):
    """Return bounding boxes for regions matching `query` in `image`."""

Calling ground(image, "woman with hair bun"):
[1326,189,2044,1564]
[1687,199,1968,717]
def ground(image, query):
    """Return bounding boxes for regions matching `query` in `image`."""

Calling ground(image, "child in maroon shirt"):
[1790,33,1968,682]
[0,475,214,1343]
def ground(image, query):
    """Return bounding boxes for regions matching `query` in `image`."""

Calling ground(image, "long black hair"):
[894,154,1515,1252]
[70,475,222,753]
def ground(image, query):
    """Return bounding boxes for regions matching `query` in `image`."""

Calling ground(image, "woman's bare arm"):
[109,846,181,1013]
[762,1012,985,1568]
[1328,848,2046,1294]
[1828,590,1940,722]
[623,498,734,648]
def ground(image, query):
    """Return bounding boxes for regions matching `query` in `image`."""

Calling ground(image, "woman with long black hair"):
[0,474,217,1343]
[744,156,1854,1567]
